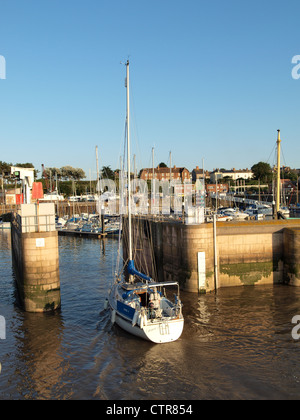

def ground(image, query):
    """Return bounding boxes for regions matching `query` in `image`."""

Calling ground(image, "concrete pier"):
[123,217,300,293]
[11,203,61,312]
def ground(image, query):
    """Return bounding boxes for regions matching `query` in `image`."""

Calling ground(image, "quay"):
[123,216,300,293]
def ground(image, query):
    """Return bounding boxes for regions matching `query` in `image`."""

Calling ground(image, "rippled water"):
[1,230,300,400]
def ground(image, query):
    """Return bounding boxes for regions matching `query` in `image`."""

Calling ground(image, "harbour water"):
[1,229,300,400]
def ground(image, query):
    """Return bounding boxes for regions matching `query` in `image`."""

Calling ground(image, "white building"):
[210,168,254,183]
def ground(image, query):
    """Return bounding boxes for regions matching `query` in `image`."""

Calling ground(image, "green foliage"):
[14,163,34,168]
[251,161,273,183]
[101,166,115,180]
[0,161,12,173]
[58,180,96,197]
[284,171,298,182]
[59,166,86,181]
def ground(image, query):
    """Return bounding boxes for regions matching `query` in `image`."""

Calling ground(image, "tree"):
[251,162,273,183]
[44,167,62,179]
[14,162,34,168]
[0,161,12,175]
[158,162,168,168]
[284,170,298,182]
[73,168,86,181]
[101,165,115,180]
[60,166,86,181]
[0,162,12,193]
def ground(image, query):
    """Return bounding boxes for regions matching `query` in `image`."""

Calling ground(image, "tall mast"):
[152,147,155,181]
[133,154,136,179]
[119,155,123,215]
[276,129,281,215]
[126,60,133,263]
[96,145,100,196]
[202,157,205,201]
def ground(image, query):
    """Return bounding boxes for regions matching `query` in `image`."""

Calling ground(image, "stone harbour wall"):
[283,227,300,287]
[124,217,300,293]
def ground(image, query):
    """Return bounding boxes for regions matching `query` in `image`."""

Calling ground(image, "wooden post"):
[213,213,219,291]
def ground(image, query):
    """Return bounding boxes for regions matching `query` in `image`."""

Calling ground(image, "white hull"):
[114,310,184,344]
[279,208,290,217]
[108,280,184,344]
[224,211,248,220]
[216,215,233,221]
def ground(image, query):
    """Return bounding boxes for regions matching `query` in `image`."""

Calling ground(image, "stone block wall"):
[11,204,61,312]
[283,227,300,287]
[217,221,284,288]
[124,217,300,293]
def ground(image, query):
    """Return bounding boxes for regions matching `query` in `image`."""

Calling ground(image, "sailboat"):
[107,60,184,343]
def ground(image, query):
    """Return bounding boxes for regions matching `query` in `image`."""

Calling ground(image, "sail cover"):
[127,260,152,282]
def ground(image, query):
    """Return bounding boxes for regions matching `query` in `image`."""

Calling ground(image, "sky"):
[1,0,300,179]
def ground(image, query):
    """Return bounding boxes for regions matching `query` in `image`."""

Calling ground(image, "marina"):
[56,215,121,239]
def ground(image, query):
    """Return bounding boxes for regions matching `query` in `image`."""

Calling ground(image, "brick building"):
[140,166,190,182]
[192,166,210,182]
[206,183,229,194]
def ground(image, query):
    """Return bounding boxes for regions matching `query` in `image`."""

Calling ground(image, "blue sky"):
[0,0,300,179]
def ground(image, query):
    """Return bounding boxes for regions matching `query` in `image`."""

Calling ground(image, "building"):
[206,183,229,194]
[0,188,23,205]
[210,168,254,183]
[280,179,295,196]
[140,166,190,182]
[191,166,210,182]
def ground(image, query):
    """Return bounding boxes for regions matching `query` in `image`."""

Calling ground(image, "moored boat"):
[107,60,184,343]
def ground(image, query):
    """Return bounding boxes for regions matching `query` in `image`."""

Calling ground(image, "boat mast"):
[96,145,100,200]
[276,129,281,216]
[126,60,133,269]
[152,147,155,182]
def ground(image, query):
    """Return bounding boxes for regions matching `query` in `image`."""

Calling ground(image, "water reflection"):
[12,312,65,399]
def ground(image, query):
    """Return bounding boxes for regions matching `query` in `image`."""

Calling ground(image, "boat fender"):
[132,310,138,327]
[111,309,116,324]
[143,314,148,327]
[104,298,108,310]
